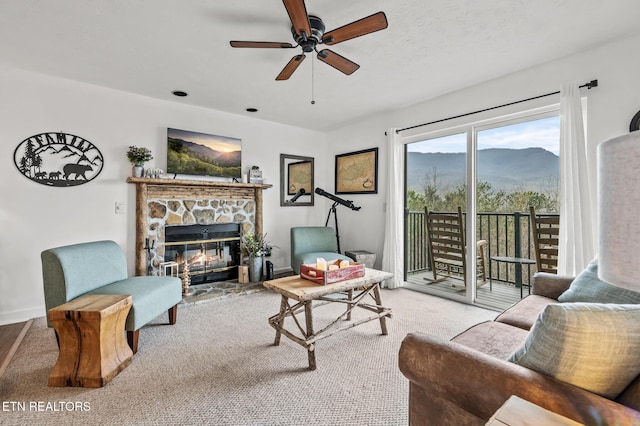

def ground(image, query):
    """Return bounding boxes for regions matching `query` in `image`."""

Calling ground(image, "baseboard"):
[274,266,293,275]
[0,307,43,326]
[0,319,33,379]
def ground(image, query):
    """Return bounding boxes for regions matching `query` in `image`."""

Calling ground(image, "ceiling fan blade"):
[282,0,311,38]
[230,41,293,48]
[317,49,360,75]
[276,54,306,80]
[323,12,388,45]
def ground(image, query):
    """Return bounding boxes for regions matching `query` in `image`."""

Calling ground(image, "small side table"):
[48,294,133,388]
[491,256,536,297]
[486,395,583,425]
[345,250,376,268]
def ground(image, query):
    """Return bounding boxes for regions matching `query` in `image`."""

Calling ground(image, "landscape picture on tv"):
[167,128,241,178]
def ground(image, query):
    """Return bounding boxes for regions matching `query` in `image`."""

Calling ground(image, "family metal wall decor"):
[335,147,378,194]
[13,132,104,187]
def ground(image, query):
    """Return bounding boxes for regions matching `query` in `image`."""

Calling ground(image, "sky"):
[168,128,241,153]
[407,115,560,155]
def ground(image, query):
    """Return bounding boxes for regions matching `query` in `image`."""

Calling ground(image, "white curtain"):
[381,128,404,288]
[558,82,597,275]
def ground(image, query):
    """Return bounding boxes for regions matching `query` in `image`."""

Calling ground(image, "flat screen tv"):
[167,128,241,178]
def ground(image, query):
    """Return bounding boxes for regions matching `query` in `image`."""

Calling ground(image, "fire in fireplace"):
[164,223,240,285]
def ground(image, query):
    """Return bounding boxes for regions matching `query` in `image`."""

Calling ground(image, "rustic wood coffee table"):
[47,294,133,387]
[263,268,393,370]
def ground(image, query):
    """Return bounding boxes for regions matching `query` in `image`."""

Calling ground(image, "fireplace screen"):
[164,223,240,285]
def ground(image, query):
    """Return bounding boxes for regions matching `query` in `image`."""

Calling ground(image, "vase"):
[248,256,263,282]
[132,165,144,178]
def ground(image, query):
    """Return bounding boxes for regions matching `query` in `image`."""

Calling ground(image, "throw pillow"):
[508,303,640,399]
[558,261,640,304]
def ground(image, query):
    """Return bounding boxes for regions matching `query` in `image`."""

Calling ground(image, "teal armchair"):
[290,227,353,274]
[41,240,182,353]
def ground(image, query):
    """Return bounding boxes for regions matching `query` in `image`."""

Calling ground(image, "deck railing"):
[406,210,559,287]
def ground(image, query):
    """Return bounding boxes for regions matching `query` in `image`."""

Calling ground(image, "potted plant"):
[127,145,153,177]
[241,232,270,282]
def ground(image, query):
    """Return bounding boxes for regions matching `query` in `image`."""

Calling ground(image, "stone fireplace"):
[127,177,271,281]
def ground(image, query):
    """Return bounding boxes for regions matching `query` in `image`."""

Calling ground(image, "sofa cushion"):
[558,261,640,304]
[89,276,182,331]
[494,295,557,331]
[451,321,529,360]
[508,303,640,399]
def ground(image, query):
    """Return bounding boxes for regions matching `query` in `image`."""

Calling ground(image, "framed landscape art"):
[167,128,241,178]
[335,147,378,194]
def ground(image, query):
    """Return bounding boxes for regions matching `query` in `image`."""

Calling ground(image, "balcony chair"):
[424,207,488,289]
[529,206,560,274]
[290,226,353,274]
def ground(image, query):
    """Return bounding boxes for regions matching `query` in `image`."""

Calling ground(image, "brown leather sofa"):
[398,273,640,425]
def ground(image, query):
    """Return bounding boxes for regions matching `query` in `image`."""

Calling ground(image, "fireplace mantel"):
[127,177,272,276]
[126,177,272,190]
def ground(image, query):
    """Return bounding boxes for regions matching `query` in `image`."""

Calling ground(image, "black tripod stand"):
[325,202,342,253]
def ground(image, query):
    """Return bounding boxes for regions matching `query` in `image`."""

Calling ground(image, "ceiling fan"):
[230,0,388,80]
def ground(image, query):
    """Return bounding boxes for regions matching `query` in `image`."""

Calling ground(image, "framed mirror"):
[280,154,314,206]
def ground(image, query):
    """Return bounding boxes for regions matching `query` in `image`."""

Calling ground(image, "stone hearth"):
[181,281,265,306]
[181,270,295,306]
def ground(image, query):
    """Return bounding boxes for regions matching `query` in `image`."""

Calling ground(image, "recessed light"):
[172,90,188,97]
[246,108,258,113]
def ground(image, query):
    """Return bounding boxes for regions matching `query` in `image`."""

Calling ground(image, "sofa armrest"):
[398,332,640,424]
[530,272,574,299]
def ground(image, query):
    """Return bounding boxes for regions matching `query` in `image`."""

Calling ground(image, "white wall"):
[325,33,640,272]
[0,69,327,325]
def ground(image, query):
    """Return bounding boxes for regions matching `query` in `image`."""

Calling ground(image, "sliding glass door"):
[405,131,471,300]
[404,108,560,309]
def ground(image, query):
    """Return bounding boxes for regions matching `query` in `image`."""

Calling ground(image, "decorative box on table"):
[300,261,365,285]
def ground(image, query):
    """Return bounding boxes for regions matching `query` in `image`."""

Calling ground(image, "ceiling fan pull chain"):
[311,54,316,105]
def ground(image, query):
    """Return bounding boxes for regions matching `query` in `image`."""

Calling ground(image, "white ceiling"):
[2,1,640,132]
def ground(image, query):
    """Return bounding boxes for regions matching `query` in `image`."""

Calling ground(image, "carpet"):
[0,288,496,425]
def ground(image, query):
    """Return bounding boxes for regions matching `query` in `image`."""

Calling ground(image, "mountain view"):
[167,137,241,177]
[407,147,559,193]
[170,138,241,166]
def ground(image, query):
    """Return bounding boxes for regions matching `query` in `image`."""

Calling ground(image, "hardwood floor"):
[0,320,32,379]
